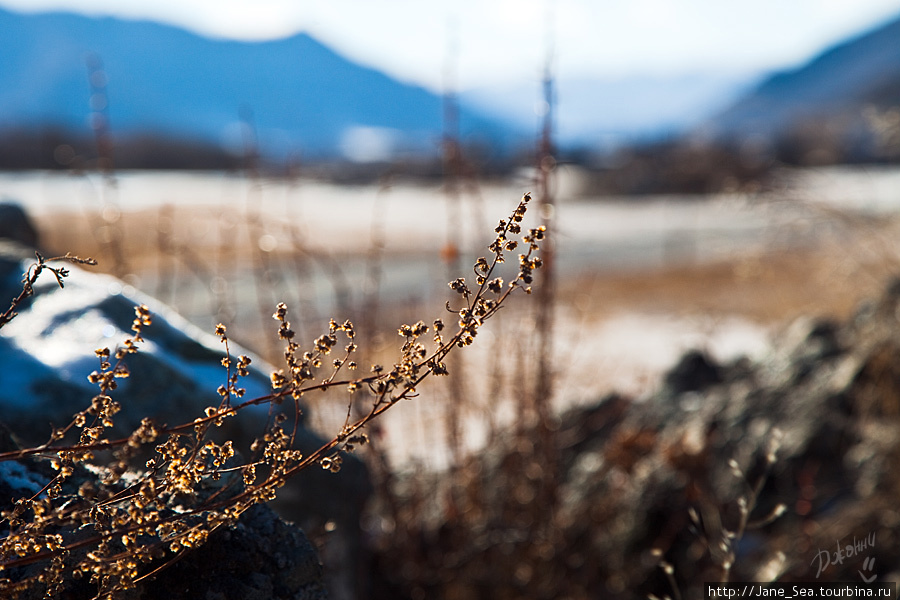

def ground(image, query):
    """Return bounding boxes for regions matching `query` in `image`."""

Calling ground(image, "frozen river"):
[0,166,850,273]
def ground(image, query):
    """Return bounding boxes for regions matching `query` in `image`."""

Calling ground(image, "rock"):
[662,349,723,394]
[0,203,39,248]
[0,240,273,440]
[551,276,900,597]
[0,434,327,600]
[0,228,370,598]
[142,503,327,600]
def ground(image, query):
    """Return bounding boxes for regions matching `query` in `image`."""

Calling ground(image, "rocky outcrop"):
[0,203,39,248]
[368,278,900,599]
[0,223,371,599]
[0,238,274,441]
[559,281,900,596]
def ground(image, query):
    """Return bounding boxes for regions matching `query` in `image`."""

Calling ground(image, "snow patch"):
[0,461,44,495]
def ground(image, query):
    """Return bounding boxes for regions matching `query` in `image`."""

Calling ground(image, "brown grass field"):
[34,203,900,330]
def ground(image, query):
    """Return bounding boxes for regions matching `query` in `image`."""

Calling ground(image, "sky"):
[2,0,900,91]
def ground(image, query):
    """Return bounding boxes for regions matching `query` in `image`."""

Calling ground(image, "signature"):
[811,531,876,582]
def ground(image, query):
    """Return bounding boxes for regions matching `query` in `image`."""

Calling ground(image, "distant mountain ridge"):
[4,6,900,169]
[705,9,900,158]
[0,7,515,162]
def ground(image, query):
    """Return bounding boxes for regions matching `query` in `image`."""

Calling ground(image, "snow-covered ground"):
[0,167,798,263]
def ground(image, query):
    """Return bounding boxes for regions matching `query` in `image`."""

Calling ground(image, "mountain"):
[0,7,516,164]
[462,72,759,150]
[703,11,900,162]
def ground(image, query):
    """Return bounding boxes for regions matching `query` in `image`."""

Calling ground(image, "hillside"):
[0,7,516,164]
[706,10,900,163]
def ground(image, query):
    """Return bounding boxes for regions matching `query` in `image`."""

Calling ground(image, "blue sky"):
[2,0,900,91]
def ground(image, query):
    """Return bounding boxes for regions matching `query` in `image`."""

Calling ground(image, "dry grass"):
[562,202,900,328]
[565,247,883,327]
[37,202,900,334]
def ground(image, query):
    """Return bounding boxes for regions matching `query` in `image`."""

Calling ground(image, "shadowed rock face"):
[0,429,328,600]
[145,502,328,600]
[0,203,39,248]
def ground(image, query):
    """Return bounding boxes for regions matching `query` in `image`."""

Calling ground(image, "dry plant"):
[0,193,544,599]
[652,430,788,600]
[361,43,565,599]
[0,251,98,329]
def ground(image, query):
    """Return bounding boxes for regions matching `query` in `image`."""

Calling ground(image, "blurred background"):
[1,0,899,414]
[0,0,897,370]
[3,1,900,597]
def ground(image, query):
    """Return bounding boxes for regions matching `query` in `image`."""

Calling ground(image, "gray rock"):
[0,203,39,248]
[0,441,327,600]
[551,277,900,597]
[662,349,723,394]
[140,503,327,600]
[0,230,370,598]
